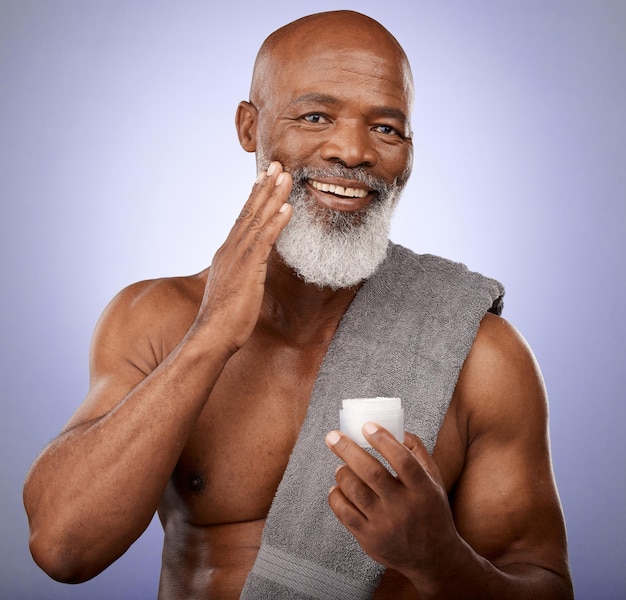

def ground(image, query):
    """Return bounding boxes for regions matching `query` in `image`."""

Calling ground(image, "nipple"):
[188,472,206,494]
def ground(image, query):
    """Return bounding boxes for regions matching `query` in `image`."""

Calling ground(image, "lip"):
[306,178,374,212]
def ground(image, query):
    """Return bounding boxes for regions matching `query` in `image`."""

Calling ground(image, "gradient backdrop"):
[1,1,624,598]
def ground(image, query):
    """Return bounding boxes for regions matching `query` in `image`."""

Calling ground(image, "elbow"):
[23,478,141,583]
[28,527,98,584]
[24,481,105,583]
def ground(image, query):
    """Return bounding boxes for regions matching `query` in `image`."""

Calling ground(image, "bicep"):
[61,284,163,433]
[450,314,568,571]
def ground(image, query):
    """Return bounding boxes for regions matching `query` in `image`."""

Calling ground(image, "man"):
[24,10,573,599]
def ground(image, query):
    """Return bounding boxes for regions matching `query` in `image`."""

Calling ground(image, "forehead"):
[269,43,412,112]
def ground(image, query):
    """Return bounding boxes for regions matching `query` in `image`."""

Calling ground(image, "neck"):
[260,250,362,346]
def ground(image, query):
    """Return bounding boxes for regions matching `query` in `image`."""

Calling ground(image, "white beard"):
[274,165,406,289]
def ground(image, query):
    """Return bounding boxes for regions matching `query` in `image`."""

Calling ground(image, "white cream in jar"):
[339,397,404,447]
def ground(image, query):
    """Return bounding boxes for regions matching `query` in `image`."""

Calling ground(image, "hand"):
[325,424,462,587]
[194,161,292,352]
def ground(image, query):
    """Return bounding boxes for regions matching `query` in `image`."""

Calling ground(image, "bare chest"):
[161,337,330,525]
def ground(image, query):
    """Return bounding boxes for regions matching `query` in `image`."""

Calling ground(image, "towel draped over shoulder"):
[241,243,504,600]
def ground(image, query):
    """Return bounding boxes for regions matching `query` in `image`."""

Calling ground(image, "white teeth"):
[310,180,368,198]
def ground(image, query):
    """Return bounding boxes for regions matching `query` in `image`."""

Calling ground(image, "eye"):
[374,124,400,136]
[302,113,329,124]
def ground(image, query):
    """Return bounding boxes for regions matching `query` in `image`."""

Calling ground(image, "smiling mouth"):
[309,179,369,199]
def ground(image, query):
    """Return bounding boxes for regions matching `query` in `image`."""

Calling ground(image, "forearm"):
[24,327,232,582]
[406,539,573,600]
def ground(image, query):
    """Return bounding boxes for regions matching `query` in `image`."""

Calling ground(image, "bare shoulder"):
[93,272,207,355]
[103,271,206,323]
[62,271,207,432]
[435,312,549,490]
[454,312,548,441]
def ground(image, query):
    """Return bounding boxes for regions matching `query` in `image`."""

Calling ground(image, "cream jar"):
[339,397,404,447]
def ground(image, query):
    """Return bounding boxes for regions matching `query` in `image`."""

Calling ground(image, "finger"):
[334,464,380,515]
[232,164,292,245]
[402,430,443,484]
[327,484,368,534]
[363,424,435,490]
[257,194,292,248]
[325,430,397,497]
[240,161,292,224]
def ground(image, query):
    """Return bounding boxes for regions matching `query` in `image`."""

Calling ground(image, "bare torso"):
[23,124,571,596]
[147,272,464,599]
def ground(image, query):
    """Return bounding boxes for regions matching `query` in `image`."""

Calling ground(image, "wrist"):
[405,536,487,600]
[184,317,241,367]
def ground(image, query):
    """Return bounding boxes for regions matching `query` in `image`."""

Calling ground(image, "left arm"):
[325,313,573,599]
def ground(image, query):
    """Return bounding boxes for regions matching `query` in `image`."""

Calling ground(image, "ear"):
[235,101,258,153]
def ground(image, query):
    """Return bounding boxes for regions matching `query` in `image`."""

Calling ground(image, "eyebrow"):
[290,93,340,106]
[290,93,409,124]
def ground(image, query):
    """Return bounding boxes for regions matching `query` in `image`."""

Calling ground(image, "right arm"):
[23,163,292,583]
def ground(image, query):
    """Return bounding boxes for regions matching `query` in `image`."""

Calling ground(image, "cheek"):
[376,142,413,183]
[393,143,413,181]
[266,127,318,167]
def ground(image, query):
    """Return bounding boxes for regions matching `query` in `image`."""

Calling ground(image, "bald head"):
[234,11,415,288]
[249,11,414,112]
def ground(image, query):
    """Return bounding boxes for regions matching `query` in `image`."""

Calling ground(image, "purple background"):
[2,1,624,598]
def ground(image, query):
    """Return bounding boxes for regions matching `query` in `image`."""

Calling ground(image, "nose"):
[319,119,378,168]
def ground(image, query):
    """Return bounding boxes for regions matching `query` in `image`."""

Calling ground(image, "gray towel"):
[240,243,504,600]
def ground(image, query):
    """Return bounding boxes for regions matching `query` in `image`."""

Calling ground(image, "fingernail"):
[267,162,278,176]
[326,430,341,446]
[256,170,265,183]
[275,172,286,187]
[363,422,378,436]
[278,202,289,213]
